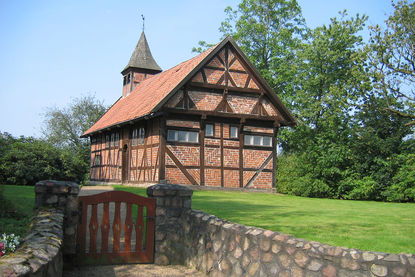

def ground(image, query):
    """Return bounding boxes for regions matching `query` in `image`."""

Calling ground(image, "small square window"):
[206,124,214,137]
[105,135,110,148]
[230,126,238,139]
[115,133,120,147]
[94,155,102,166]
[131,129,138,146]
[262,136,272,147]
[138,127,145,145]
[167,130,177,141]
[188,132,198,142]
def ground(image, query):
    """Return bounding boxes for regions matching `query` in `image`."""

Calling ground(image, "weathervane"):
[141,14,145,32]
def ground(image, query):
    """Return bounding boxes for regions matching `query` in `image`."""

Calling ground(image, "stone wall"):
[0,209,64,277]
[0,180,79,277]
[183,210,415,277]
[147,184,415,277]
[147,183,193,265]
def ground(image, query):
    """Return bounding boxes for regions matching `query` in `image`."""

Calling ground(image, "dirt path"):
[64,186,205,277]
[63,264,205,277]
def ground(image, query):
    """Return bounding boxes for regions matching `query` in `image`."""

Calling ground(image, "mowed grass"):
[1,185,35,237]
[113,186,415,254]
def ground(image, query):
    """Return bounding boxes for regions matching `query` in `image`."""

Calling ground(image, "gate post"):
[147,184,193,265]
[35,180,80,261]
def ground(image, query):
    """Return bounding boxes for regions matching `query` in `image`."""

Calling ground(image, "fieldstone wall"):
[0,180,79,277]
[147,183,415,277]
[0,209,64,277]
[183,210,415,276]
[34,180,79,257]
[147,183,193,265]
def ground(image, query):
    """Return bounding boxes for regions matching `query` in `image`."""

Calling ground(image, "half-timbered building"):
[82,32,296,189]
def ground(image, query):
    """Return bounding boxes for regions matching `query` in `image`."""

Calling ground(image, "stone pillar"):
[35,180,79,257]
[147,184,193,265]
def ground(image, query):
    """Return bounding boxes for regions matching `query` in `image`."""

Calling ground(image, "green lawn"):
[3,185,414,254]
[0,185,35,237]
[113,186,415,254]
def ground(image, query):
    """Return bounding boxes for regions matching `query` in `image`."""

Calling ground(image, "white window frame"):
[230,126,238,139]
[131,129,138,146]
[205,124,214,137]
[167,130,199,143]
[244,135,272,147]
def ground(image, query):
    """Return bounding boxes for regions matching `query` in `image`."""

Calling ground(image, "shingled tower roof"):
[122,31,162,74]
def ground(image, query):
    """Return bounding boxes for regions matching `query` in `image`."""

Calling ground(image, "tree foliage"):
[42,94,106,149]
[369,0,415,126]
[0,95,107,186]
[204,0,415,202]
[42,94,107,183]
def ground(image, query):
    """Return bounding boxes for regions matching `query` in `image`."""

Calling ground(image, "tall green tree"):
[195,0,306,101]
[369,0,415,127]
[42,94,106,183]
[42,94,106,149]
[278,12,372,198]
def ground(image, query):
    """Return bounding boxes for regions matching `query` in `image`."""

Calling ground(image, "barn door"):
[76,191,156,265]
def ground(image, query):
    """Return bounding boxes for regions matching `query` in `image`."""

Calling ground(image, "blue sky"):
[0,0,393,137]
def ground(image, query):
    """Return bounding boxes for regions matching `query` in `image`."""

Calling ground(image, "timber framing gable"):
[151,37,295,127]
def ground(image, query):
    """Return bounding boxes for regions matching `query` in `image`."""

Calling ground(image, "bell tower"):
[121,31,162,97]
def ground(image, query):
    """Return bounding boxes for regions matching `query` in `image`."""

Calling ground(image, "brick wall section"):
[244,126,274,134]
[205,169,221,187]
[166,120,200,129]
[188,91,222,111]
[244,149,271,168]
[228,95,257,114]
[224,170,240,187]
[146,184,415,277]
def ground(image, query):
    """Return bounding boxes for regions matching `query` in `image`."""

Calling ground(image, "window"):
[244,135,272,147]
[205,124,214,137]
[115,132,120,147]
[167,130,199,143]
[105,135,110,148]
[110,133,115,147]
[131,129,138,146]
[94,155,101,166]
[230,126,238,139]
[91,137,96,144]
[138,127,145,145]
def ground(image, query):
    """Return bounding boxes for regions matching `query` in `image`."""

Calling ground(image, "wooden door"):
[122,144,129,183]
[76,191,156,265]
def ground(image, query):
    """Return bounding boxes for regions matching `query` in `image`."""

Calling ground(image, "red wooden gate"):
[76,191,155,265]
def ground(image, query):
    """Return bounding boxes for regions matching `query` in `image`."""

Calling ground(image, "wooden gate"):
[76,191,156,265]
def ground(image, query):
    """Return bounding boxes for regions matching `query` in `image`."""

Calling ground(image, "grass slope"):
[114,186,415,254]
[1,185,35,237]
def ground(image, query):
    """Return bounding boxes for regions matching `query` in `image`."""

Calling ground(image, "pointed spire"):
[122,31,162,74]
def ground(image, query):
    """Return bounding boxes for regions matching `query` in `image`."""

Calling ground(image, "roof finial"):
[141,14,145,32]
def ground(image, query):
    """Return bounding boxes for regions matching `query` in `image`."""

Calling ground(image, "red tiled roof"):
[83,46,215,136]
